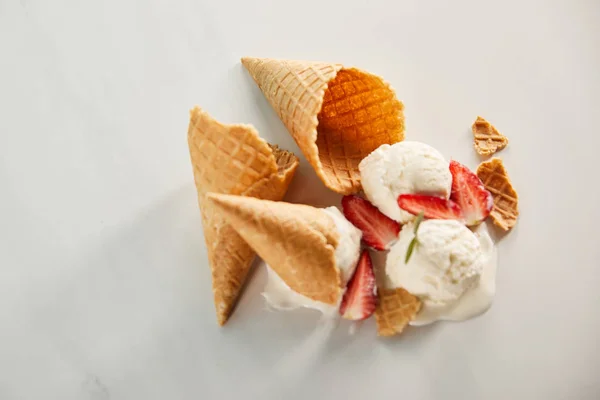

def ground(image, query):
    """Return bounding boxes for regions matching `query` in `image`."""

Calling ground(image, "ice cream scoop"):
[409,223,497,325]
[385,219,496,324]
[359,141,452,223]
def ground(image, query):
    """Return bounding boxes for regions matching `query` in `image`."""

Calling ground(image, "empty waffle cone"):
[206,193,342,305]
[375,287,422,337]
[188,107,299,325]
[477,158,519,231]
[472,116,508,156]
[242,57,405,194]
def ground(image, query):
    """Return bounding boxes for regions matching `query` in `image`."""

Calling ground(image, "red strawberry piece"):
[339,250,377,321]
[397,194,464,221]
[341,195,400,251]
[449,160,493,226]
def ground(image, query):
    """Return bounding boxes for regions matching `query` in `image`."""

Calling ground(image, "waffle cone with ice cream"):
[188,107,299,325]
[205,193,343,305]
[242,57,405,195]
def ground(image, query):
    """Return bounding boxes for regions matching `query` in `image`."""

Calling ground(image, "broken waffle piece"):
[476,158,519,231]
[375,287,421,337]
[472,116,508,156]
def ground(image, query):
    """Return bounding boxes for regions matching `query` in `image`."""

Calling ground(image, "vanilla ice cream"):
[408,223,498,325]
[359,141,452,223]
[324,207,363,284]
[262,207,362,312]
[386,219,488,323]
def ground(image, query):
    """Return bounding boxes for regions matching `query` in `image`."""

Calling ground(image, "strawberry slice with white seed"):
[397,194,464,221]
[339,250,377,321]
[449,160,493,226]
[342,195,401,251]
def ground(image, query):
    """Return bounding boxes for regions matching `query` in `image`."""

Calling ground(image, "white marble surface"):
[1,0,599,399]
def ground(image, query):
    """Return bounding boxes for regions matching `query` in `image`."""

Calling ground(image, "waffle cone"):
[242,57,405,194]
[477,158,519,231]
[375,287,421,337]
[188,107,299,325]
[206,193,342,305]
[472,116,508,156]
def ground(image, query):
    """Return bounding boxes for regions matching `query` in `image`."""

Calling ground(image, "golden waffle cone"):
[242,57,405,194]
[206,193,342,305]
[472,116,508,156]
[477,158,519,231]
[375,287,421,337]
[188,107,299,325]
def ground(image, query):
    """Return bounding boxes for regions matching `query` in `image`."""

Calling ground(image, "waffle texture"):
[188,107,299,325]
[477,158,519,231]
[242,57,404,194]
[206,193,342,305]
[472,116,508,156]
[375,287,421,337]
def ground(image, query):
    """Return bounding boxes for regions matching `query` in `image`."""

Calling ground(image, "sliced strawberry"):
[449,160,493,226]
[397,194,464,221]
[341,195,400,251]
[339,250,377,320]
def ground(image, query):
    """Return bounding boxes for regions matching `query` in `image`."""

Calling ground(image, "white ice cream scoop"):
[408,223,498,325]
[386,220,487,322]
[359,141,452,223]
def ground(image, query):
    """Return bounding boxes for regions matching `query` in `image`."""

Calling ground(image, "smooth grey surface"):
[1,0,599,399]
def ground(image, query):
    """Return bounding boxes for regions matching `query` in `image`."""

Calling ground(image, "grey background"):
[1,0,599,399]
